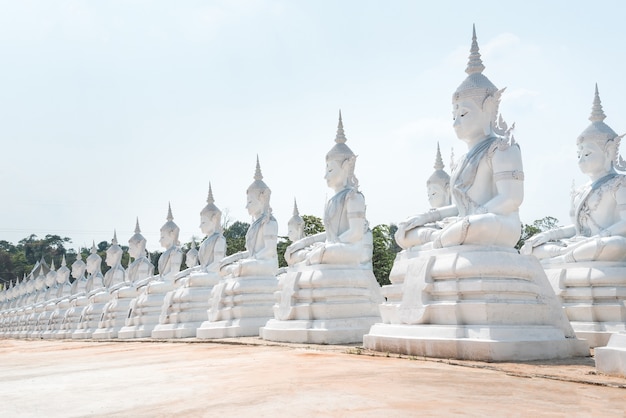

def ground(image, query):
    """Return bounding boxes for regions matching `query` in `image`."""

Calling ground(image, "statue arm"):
[484,145,524,215]
[597,184,626,238]
[205,237,226,273]
[252,219,279,260]
[338,192,367,243]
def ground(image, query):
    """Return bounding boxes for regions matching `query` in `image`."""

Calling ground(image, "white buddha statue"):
[197,158,279,339]
[282,199,306,266]
[73,242,106,339]
[94,219,154,339]
[153,184,227,339]
[395,143,451,249]
[118,205,183,339]
[261,114,383,344]
[30,260,58,337]
[41,255,72,338]
[522,85,626,263]
[56,252,88,338]
[364,26,588,361]
[522,85,626,349]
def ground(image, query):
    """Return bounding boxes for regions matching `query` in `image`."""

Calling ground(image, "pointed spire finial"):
[191,240,197,250]
[466,24,485,75]
[167,202,174,221]
[91,241,97,254]
[589,83,607,123]
[50,258,56,271]
[112,230,118,245]
[134,217,141,234]
[254,155,263,181]
[293,198,300,216]
[207,182,215,204]
[434,142,445,171]
[335,110,347,144]
[61,254,67,267]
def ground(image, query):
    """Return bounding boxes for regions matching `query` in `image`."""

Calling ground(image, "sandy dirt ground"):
[1,338,625,417]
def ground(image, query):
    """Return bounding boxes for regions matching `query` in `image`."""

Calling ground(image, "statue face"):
[287,221,304,242]
[35,276,44,291]
[105,248,122,267]
[578,140,610,176]
[56,268,70,284]
[200,213,217,235]
[325,158,347,190]
[246,190,264,218]
[452,99,489,143]
[86,255,100,274]
[159,229,174,249]
[45,272,56,287]
[427,183,449,208]
[186,252,198,267]
[71,262,85,279]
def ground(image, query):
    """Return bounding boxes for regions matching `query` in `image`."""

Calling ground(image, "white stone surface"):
[595,332,626,377]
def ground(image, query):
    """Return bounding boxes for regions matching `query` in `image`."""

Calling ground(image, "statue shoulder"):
[489,138,523,171]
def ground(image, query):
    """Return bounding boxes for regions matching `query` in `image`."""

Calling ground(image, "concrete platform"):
[0,338,625,417]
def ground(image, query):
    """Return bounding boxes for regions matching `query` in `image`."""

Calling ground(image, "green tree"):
[516,216,560,250]
[371,224,399,286]
[224,221,249,256]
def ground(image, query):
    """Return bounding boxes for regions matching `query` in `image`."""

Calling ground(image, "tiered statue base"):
[196,275,277,339]
[260,264,383,344]
[92,286,138,339]
[595,332,626,377]
[118,280,175,339]
[543,261,626,348]
[72,291,111,339]
[41,298,71,339]
[152,273,220,339]
[363,245,589,361]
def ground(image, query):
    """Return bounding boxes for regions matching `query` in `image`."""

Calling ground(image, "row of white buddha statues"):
[1,26,626,372]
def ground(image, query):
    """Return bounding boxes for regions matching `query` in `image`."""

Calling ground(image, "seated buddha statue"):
[260,114,382,344]
[125,218,155,287]
[284,112,373,266]
[396,143,451,249]
[282,199,307,266]
[520,85,626,348]
[522,85,626,263]
[197,158,278,338]
[103,231,127,290]
[395,28,523,251]
[118,205,183,339]
[219,158,278,278]
[152,184,227,338]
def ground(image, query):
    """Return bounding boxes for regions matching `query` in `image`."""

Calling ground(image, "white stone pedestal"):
[72,290,111,339]
[196,275,277,339]
[152,273,220,339]
[260,264,382,344]
[595,332,626,377]
[363,245,589,361]
[543,261,626,348]
[118,280,175,339]
[92,285,138,339]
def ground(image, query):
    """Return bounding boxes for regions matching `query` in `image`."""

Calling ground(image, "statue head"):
[34,273,45,291]
[287,198,305,242]
[246,156,271,218]
[427,143,451,208]
[71,252,87,280]
[45,259,57,288]
[576,84,625,177]
[325,111,358,191]
[128,218,148,259]
[105,231,123,267]
[56,254,71,285]
[86,242,102,274]
[185,241,199,268]
[159,203,181,249]
[200,183,223,235]
[452,26,505,145]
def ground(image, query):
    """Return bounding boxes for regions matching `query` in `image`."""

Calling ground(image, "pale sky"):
[1,0,625,251]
